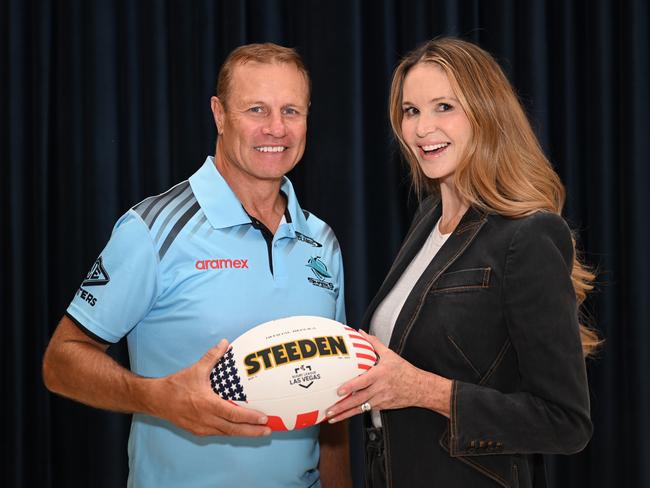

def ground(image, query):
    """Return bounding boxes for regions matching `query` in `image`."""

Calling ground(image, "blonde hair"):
[217,42,311,107]
[389,38,600,356]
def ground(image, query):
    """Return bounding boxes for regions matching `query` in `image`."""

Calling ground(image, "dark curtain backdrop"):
[2,0,648,486]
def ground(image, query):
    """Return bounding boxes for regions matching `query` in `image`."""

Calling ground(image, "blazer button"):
[369,432,378,441]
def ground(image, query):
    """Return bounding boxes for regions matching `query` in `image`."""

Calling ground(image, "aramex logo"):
[196,259,249,270]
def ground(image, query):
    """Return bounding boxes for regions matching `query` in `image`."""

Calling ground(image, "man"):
[43,43,351,488]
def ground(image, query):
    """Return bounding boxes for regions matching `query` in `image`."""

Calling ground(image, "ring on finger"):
[360,402,372,413]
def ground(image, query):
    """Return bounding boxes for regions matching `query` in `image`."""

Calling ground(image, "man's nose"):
[262,112,287,138]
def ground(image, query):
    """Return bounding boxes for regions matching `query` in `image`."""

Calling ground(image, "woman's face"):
[400,63,472,184]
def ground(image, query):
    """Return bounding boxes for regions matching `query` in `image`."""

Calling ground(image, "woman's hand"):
[326,331,452,422]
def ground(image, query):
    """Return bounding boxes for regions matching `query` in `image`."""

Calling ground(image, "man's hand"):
[152,339,271,437]
[43,317,271,437]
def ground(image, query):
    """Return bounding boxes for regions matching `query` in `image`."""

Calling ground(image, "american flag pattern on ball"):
[209,316,378,431]
[210,349,247,401]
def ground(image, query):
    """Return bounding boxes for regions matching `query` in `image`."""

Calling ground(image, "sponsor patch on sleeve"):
[82,256,110,286]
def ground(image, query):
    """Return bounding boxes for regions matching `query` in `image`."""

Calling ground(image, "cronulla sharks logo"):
[306,256,334,290]
[307,256,331,279]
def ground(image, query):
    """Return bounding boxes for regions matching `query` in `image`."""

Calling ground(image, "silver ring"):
[360,402,372,413]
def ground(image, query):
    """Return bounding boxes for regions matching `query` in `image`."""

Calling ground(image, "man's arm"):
[42,316,271,437]
[318,420,352,488]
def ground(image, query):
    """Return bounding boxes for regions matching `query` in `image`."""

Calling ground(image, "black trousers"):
[365,427,386,488]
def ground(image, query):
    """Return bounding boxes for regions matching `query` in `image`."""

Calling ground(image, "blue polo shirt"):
[66,156,346,488]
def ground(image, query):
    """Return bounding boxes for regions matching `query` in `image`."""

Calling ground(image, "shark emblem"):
[306,256,332,280]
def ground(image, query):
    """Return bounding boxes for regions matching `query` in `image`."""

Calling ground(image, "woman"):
[326,38,598,487]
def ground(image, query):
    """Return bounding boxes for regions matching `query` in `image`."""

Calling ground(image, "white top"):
[369,218,451,427]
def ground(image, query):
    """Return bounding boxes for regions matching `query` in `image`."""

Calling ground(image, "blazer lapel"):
[360,201,441,331]
[388,206,487,352]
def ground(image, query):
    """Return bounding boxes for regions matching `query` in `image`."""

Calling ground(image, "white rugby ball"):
[210,316,377,431]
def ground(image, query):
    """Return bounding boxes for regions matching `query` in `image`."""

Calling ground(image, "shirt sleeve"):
[66,211,160,344]
[449,212,592,456]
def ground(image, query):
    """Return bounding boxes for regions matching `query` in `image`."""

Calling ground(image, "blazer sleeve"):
[449,212,593,456]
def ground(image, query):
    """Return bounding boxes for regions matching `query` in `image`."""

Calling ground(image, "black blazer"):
[362,197,592,488]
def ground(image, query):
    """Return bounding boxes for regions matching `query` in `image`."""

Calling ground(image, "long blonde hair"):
[389,38,600,356]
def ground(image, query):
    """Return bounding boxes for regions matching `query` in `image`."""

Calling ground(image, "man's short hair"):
[216,43,311,108]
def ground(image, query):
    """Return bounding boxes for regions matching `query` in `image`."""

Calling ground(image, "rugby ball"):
[210,316,377,431]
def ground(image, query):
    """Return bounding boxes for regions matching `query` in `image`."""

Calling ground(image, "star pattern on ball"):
[210,349,247,401]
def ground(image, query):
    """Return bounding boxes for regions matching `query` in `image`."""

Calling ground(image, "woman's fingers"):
[327,389,377,423]
[336,367,375,397]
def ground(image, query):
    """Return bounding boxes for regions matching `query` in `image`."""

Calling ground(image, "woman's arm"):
[326,333,452,421]
[328,212,592,456]
[449,212,592,456]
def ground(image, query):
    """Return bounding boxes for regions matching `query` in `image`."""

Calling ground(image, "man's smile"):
[254,146,288,153]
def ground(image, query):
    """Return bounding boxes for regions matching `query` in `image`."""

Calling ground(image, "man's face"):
[212,61,309,184]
